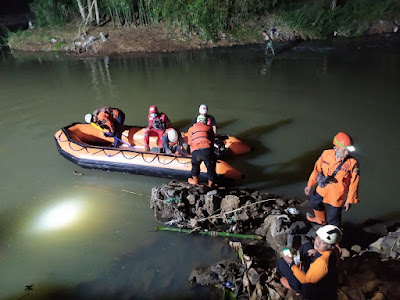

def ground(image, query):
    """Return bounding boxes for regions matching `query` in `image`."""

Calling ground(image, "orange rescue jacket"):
[188,122,213,152]
[307,149,360,207]
[291,250,331,284]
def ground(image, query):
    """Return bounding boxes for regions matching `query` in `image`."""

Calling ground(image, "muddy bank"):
[150,180,400,299]
[5,17,399,57]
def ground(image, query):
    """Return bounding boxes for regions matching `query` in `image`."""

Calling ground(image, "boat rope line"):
[121,151,142,160]
[59,128,193,165]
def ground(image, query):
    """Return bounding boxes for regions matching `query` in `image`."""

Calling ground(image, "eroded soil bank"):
[4,15,399,57]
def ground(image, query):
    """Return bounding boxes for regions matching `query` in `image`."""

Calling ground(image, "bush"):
[279,0,400,38]
[30,0,75,27]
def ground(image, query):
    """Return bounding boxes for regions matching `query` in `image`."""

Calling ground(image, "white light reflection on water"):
[34,201,82,232]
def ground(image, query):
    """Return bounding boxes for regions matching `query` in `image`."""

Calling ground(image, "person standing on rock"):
[304,132,360,227]
[187,115,216,188]
[276,225,342,300]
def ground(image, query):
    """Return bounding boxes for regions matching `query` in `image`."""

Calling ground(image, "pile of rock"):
[150,180,312,252]
[150,181,400,299]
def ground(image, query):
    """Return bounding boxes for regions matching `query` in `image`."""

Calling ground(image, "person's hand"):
[283,255,293,264]
[307,249,317,257]
[304,186,311,196]
[344,202,351,211]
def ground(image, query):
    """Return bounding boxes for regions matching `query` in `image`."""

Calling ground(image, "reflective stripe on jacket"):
[307,149,360,207]
[188,122,213,152]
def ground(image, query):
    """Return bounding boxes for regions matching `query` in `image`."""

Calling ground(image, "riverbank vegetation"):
[4,0,400,53]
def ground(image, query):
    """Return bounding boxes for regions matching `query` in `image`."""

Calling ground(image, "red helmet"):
[333,132,355,152]
[149,105,158,114]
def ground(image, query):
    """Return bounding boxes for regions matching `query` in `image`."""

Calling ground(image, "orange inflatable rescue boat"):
[54,123,250,182]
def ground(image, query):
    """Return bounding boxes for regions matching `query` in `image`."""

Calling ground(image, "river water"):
[0,34,399,299]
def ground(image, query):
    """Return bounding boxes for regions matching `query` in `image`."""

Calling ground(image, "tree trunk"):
[94,0,100,26]
[87,0,93,22]
[76,0,86,22]
[331,0,337,10]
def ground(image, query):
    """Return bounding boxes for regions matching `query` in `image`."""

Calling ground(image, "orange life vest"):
[188,122,212,152]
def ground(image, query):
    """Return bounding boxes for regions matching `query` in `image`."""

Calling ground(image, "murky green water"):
[0,34,399,299]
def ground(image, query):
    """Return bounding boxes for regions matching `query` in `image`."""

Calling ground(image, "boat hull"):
[54,123,243,182]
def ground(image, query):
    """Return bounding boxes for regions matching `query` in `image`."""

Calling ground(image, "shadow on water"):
[234,118,333,189]
[171,118,194,132]
[259,141,333,189]
[236,118,293,157]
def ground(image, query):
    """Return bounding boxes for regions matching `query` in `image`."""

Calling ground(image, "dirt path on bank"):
[6,21,259,56]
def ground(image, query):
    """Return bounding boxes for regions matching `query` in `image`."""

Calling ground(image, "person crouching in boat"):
[162,128,188,155]
[276,225,342,300]
[87,106,125,147]
[144,105,172,152]
[187,115,216,188]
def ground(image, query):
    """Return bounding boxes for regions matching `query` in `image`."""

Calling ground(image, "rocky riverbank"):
[150,180,400,300]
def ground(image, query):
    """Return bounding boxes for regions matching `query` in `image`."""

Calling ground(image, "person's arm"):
[187,127,193,146]
[344,161,360,210]
[291,252,329,284]
[163,114,172,129]
[305,154,323,195]
[209,127,215,144]
[146,114,153,129]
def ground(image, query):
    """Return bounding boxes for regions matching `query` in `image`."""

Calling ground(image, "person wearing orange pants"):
[304,132,360,227]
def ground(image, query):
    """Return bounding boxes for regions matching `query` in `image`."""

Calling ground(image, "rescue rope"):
[59,127,210,172]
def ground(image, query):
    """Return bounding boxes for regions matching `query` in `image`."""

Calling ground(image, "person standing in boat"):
[187,115,216,188]
[304,132,360,227]
[162,128,188,155]
[195,104,217,135]
[144,105,172,151]
[263,30,275,56]
[89,106,125,147]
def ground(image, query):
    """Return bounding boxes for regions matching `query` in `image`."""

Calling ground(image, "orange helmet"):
[149,105,158,114]
[333,132,355,152]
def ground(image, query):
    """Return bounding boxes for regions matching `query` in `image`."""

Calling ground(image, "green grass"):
[278,0,400,38]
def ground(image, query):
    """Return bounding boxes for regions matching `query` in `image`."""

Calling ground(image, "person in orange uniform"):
[144,105,172,151]
[304,132,360,227]
[187,115,216,188]
[89,106,125,147]
[276,225,342,300]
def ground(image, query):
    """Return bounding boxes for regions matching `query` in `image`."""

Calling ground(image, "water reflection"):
[1,34,400,299]
[34,201,83,232]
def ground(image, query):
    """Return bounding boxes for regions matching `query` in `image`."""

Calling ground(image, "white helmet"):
[199,104,208,115]
[167,129,178,143]
[85,113,93,124]
[197,115,207,123]
[316,225,342,245]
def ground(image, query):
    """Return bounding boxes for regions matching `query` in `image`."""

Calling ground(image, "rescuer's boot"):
[188,176,199,185]
[306,209,326,225]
